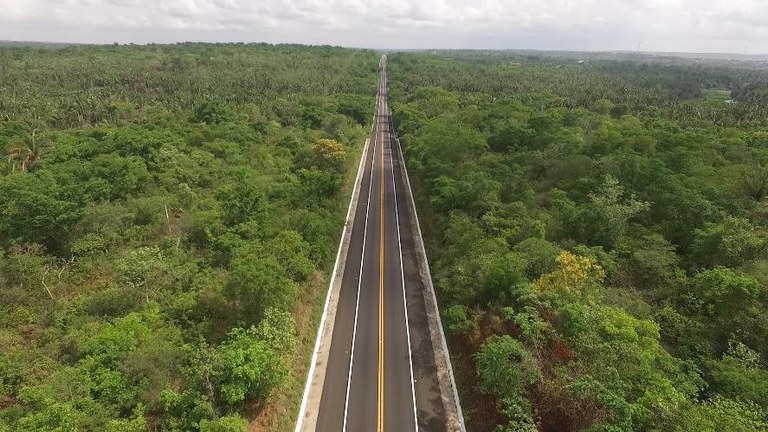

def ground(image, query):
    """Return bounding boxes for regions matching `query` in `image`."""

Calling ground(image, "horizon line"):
[1,39,767,58]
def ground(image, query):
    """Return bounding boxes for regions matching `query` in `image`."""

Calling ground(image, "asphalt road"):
[315,56,446,431]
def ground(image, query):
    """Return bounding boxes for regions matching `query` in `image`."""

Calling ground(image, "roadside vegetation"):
[388,51,768,431]
[0,43,377,431]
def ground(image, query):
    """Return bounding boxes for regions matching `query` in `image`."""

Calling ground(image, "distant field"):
[701,88,732,100]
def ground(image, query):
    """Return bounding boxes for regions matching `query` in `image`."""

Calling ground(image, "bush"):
[200,415,247,432]
[215,327,286,407]
[443,305,477,336]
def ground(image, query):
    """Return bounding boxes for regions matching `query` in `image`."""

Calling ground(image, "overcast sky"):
[1,0,766,53]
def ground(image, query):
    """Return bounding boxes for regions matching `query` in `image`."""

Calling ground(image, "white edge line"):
[294,78,380,432]
[391,108,467,431]
[342,78,383,431]
[387,96,420,430]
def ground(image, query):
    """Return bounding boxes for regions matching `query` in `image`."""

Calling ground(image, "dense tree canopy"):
[388,51,768,431]
[0,43,377,431]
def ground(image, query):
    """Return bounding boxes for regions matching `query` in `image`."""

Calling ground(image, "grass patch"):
[701,88,732,101]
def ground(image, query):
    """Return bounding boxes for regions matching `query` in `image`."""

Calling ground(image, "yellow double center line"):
[377,93,386,432]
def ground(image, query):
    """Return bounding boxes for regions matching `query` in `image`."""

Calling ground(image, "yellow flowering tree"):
[531,251,606,303]
[312,138,346,172]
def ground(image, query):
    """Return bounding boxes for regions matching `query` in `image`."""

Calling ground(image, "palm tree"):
[6,129,48,173]
[0,159,17,175]
[743,163,768,201]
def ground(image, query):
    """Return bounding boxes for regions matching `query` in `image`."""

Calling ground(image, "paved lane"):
[313,55,447,432]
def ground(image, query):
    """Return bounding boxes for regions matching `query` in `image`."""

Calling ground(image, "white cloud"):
[0,0,766,53]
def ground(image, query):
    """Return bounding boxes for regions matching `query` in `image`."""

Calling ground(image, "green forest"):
[0,43,377,431]
[387,52,768,431]
[3,42,768,432]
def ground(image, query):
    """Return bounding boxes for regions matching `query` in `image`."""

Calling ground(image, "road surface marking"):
[377,109,386,432]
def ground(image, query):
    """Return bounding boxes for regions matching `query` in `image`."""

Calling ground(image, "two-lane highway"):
[343,59,417,431]
[317,56,418,432]
[299,54,454,432]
